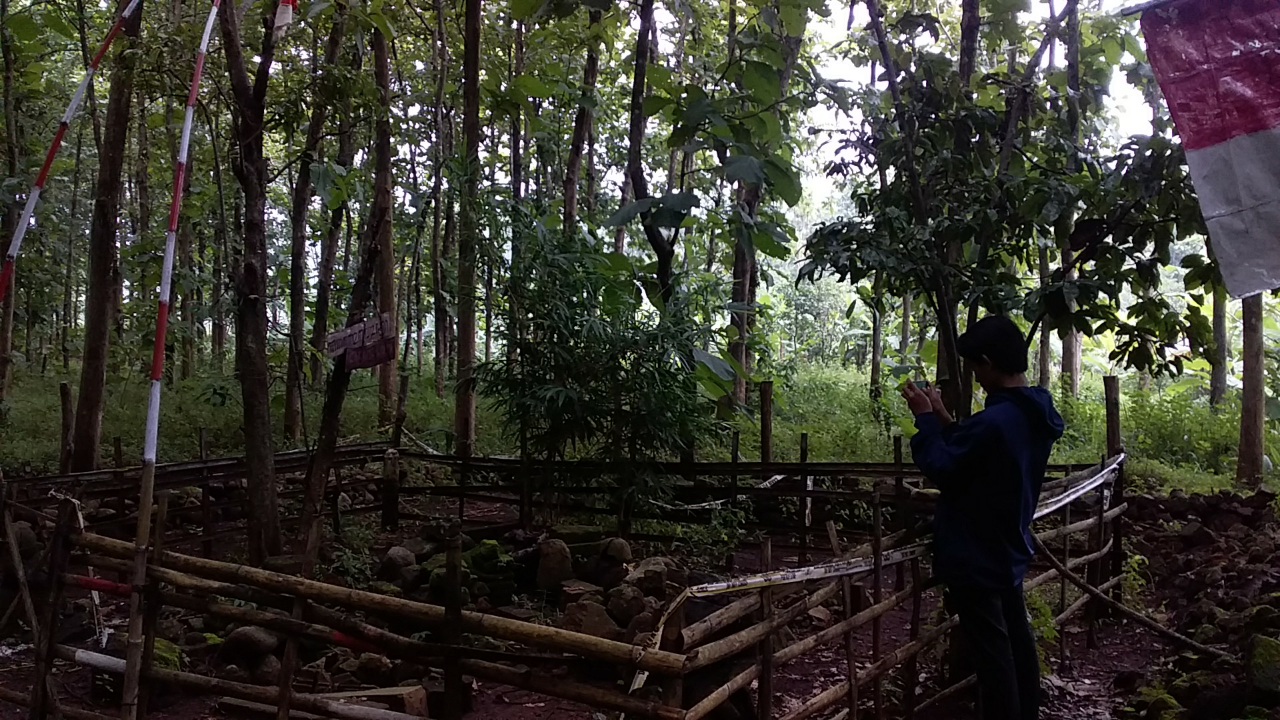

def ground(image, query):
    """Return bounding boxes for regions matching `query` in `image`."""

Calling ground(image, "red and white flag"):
[1141,0,1280,298]
[273,0,298,40]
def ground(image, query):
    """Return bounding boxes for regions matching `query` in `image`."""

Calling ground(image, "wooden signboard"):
[326,312,396,369]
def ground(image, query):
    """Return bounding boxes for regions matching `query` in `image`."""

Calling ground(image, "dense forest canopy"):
[1,0,1275,554]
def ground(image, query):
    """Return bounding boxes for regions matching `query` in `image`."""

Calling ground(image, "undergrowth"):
[2,362,1275,498]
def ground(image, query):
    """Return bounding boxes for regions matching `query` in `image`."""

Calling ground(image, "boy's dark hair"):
[957,315,1029,375]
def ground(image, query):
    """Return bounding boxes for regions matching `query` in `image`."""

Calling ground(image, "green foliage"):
[1025,590,1059,675]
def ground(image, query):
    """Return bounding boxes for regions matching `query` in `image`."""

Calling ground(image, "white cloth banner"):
[1141,0,1280,298]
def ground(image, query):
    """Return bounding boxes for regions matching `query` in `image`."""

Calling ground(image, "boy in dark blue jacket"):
[901,315,1064,720]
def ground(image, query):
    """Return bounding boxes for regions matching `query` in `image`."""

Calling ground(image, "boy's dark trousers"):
[947,583,1041,720]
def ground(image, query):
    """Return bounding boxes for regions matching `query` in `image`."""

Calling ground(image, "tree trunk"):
[219,0,283,564]
[1209,282,1228,407]
[135,88,152,310]
[626,0,673,305]
[286,10,346,440]
[506,17,524,369]
[71,0,143,471]
[899,293,911,355]
[373,28,397,428]
[1,0,20,400]
[958,0,980,86]
[209,111,229,372]
[869,275,884,401]
[1237,294,1265,486]
[453,0,481,457]
[562,10,601,231]
[63,130,85,373]
[432,0,450,399]
[1037,244,1053,388]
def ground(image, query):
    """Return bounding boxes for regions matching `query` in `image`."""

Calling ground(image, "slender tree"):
[218,0,284,563]
[453,0,481,457]
[1237,294,1265,485]
[71,0,144,470]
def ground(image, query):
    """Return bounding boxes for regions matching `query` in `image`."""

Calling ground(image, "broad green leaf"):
[764,158,802,207]
[643,95,674,117]
[723,155,765,186]
[743,61,780,104]
[512,74,554,99]
[511,0,545,20]
[42,11,77,41]
[604,197,656,227]
[6,13,40,42]
[693,347,735,381]
[752,229,789,260]
[778,4,806,36]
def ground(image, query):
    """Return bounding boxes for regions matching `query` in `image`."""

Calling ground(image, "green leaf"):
[42,11,77,41]
[764,158,802,206]
[512,74,554,99]
[510,0,545,20]
[604,198,656,227]
[724,155,765,186]
[643,95,674,117]
[752,229,789,260]
[368,10,395,39]
[743,61,780,104]
[6,13,40,42]
[693,348,735,381]
[778,4,806,36]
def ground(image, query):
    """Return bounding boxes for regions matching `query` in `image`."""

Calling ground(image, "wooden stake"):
[760,381,774,466]
[1104,375,1125,608]
[903,558,921,720]
[59,382,74,473]
[443,529,464,720]
[33,501,76,720]
[893,436,905,592]
[826,521,858,719]
[200,429,213,558]
[1059,497,1070,668]
[799,433,810,567]
[138,492,171,720]
[5,509,66,720]
[120,455,160,720]
[759,536,774,720]
[871,491,883,720]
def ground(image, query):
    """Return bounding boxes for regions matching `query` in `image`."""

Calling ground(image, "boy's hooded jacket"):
[911,387,1066,589]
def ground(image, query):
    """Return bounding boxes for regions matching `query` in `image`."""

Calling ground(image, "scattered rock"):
[606,584,648,626]
[369,581,404,598]
[1248,634,1280,693]
[559,600,623,641]
[808,606,833,625]
[1178,522,1217,549]
[223,626,280,659]
[218,664,251,683]
[380,546,417,579]
[10,522,38,560]
[262,554,307,575]
[624,612,656,644]
[598,538,633,563]
[497,606,540,622]
[625,557,677,598]
[253,654,282,686]
[357,653,396,686]
[398,565,425,592]
[182,631,208,647]
[561,579,603,607]
[537,540,575,591]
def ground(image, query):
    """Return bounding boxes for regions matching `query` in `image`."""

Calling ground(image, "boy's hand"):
[900,382,933,416]
[925,385,954,426]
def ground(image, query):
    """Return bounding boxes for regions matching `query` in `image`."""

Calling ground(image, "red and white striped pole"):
[120,2,222,718]
[0,0,142,304]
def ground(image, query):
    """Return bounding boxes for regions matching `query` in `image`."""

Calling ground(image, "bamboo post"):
[826,521,858,719]
[1059,501,1071,668]
[903,558,921,720]
[760,381,774,466]
[113,437,126,526]
[381,449,400,531]
[519,427,531,531]
[120,460,160,720]
[33,500,76,720]
[59,382,74,473]
[1087,456,1106,649]
[138,492,170,720]
[444,528,464,720]
[799,433,810,567]
[893,436,905,592]
[1104,375,1125,607]
[5,507,65,720]
[199,429,213,558]
[871,491,883,720]
[758,536,774,720]
[728,431,740,573]
[329,472,343,537]
[659,598,686,708]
